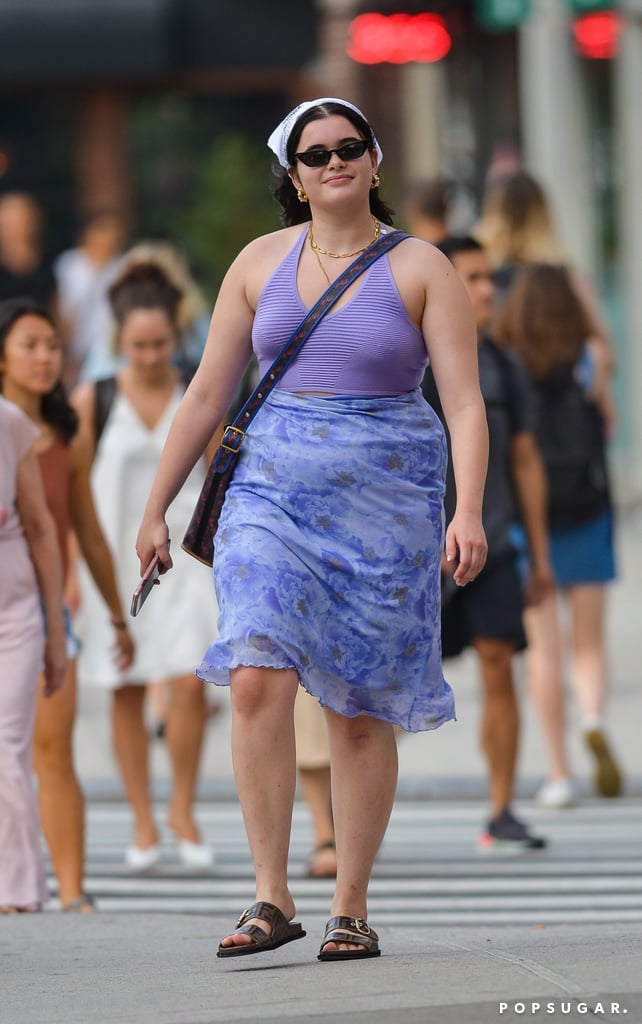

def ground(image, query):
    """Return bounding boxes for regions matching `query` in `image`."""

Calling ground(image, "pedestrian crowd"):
[0,96,623,960]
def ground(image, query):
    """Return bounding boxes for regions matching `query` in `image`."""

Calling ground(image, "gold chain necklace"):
[312,245,332,287]
[311,217,380,288]
[308,217,380,259]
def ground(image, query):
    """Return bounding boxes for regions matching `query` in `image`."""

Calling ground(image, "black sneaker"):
[478,807,548,852]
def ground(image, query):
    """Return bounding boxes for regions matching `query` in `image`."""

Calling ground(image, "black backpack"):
[534,366,610,528]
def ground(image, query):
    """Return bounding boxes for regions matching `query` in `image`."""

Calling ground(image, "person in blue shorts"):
[494,263,621,808]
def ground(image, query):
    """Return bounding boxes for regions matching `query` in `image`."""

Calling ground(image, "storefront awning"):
[0,0,316,82]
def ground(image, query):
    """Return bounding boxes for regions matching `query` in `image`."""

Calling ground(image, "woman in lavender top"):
[137,98,488,960]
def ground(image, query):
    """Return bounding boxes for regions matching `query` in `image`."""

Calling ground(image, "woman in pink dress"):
[0,391,67,912]
[0,297,134,912]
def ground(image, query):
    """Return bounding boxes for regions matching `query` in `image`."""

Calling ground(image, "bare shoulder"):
[235,225,308,309]
[388,235,456,282]
[239,224,304,260]
[70,380,95,423]
[388,236,461,324]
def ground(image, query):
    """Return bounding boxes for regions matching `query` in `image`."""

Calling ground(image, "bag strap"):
[213,228,409,471]
[94,376,117,446]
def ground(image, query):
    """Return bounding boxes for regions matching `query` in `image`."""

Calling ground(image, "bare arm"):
[16,448,67,696]
[585,335,616,439]
[509,432,554,605]
[68,429,134,671]
[420,247,489,585]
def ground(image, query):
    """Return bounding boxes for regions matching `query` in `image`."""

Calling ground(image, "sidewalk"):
[9,512,642,1024]
[74,506,642,802]
[5,915,642,1024]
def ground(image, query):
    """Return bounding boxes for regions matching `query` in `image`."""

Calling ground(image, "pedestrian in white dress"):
[72,260,219,870]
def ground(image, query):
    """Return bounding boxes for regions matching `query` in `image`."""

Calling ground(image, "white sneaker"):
[536,778,577,809]
[125,844,161,872]
[177,839,215,870]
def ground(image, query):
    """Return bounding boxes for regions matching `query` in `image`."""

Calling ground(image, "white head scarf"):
[267,97,383,170]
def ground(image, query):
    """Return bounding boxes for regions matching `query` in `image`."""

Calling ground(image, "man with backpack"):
[423,235,553,849]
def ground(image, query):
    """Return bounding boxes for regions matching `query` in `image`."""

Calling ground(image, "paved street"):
[4,797,642,1024]
[3,509,641,1024]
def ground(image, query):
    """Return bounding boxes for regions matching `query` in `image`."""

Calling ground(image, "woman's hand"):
[523,558,555,607]
[112,623,135,671]
[136,514,173,576]
[444,511,487,587]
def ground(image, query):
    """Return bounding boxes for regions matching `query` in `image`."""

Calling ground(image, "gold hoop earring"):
[296,188,309,203]
[371,173,381,190]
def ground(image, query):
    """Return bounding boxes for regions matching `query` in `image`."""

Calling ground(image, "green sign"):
[476,0,530,30]
[564,0,613,11]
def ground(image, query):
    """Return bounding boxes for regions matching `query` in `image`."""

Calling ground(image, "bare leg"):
[473,638,518,818]
[323,710,398,952]
[219,667,300,950]
[568,584,620,796]
[33,660,88,908]
[567,584,607,719]
[147,680,169,736]
[524,593,570,781]
[294,687,335,876]
[298,766,336,876]
[165,674,207,842]
[112,684,158,849]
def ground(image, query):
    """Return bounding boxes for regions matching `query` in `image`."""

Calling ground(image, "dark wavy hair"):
[272,101,395,227]
[0,296,78,444]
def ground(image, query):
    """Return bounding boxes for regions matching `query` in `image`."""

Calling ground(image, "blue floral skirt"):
[197,388,454,733]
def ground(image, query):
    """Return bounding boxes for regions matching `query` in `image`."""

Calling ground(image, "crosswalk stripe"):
[45,797,642,925]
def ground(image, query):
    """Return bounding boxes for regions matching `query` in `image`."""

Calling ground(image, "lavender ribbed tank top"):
[252,227,427,395]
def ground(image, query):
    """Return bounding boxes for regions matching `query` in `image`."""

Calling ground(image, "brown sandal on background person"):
[216,901,306,958]
[306,840,337,879]
[317,916,381,961]
[61,893,96,913]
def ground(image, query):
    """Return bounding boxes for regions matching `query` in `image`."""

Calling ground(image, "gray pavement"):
[4,508,640,1024]
[4,916,642,1023]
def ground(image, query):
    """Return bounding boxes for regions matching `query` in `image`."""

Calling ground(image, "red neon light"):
[347,12,452,65]
[573,11,621,59]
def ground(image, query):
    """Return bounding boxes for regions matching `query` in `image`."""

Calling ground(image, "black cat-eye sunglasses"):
[295,139,370,168]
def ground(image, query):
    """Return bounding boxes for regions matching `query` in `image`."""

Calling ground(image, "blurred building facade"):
[0,0,640,496]
[314,0,642,501]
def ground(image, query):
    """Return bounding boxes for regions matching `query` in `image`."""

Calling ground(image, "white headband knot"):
[267,97,383,170]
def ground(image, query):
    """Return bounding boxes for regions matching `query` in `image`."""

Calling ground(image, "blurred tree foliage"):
[169,134,281,301]
[131,97,282,302]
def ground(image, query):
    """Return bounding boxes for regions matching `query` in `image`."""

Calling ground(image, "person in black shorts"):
[423,235,553,850]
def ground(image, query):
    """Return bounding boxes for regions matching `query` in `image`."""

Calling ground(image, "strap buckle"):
[351,918,371,935]
[221,425,245,454]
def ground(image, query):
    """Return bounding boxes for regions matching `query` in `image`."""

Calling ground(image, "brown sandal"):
[306,840,337,879]
[217,901,306,959]
[318,916,381,961]
[62,894,96,913]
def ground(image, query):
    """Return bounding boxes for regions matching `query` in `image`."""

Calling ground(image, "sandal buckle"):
[236,908,250,927]
[351,918,371,935]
